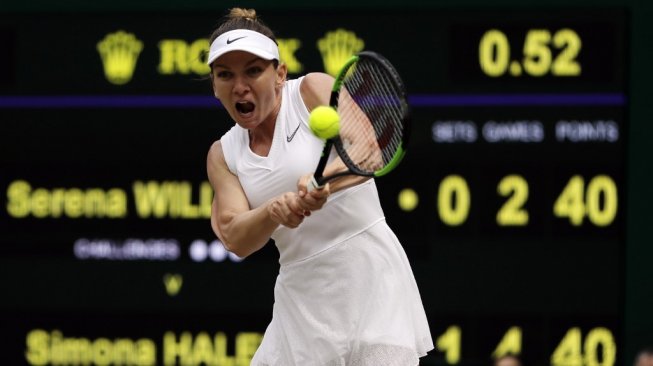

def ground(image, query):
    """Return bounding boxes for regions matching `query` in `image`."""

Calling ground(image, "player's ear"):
[275,62,287,86]
[209,72,220,99]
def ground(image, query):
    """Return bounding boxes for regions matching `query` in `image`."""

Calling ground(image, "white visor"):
[207,29,280,65]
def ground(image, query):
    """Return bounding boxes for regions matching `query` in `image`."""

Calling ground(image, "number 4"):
[492,326,523,359]
[551,328,583,366]
[554,176,585,226]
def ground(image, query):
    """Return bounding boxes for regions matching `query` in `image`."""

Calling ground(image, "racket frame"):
[309,51,410,190]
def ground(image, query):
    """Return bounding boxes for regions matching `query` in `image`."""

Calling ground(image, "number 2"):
[496,175,529,226]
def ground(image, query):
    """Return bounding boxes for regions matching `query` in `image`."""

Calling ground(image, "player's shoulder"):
[207,140,224,165]
[300,72,334,110]
[301,72,334,94]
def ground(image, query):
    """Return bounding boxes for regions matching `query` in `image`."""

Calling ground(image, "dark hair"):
[209,8,277,45]
[637,347,653,360]
[638,347,653,355]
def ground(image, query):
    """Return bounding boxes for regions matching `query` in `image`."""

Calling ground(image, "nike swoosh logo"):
[226,36,247,44]
[287,123,301,142]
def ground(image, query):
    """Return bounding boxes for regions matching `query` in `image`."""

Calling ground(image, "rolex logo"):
[317,29,365,77]
[97,30,144,85]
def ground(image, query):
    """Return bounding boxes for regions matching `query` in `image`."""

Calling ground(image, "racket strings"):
[339,59,406,173]
[351,62,404,157]
[337,91,381,173]
[362,62,404,161]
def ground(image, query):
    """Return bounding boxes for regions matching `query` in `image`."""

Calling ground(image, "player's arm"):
[207,141,306,258]
[299,73,373,197]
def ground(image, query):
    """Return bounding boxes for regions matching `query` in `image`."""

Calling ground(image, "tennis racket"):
[307,50,410,192]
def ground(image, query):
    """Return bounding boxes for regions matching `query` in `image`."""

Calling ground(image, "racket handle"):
[307,175,324,193]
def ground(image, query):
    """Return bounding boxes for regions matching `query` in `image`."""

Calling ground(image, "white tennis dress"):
[219,77,433,365]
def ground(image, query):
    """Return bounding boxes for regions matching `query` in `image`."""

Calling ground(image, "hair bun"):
[229,8,257,21]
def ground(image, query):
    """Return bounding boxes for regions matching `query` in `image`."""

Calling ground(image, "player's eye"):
[216,70,232,79]
[246,66,264,77]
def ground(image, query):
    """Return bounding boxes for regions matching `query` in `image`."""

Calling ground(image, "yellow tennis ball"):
[309,106,340,139]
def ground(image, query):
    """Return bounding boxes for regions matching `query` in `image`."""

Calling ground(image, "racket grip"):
[307,175,324,193]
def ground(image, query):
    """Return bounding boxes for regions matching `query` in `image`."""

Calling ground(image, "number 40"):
[554,175,618,226]
[551,327,616,366]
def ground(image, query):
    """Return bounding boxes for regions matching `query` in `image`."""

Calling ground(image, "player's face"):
[495,357,521,366]
[636,355,653,366]
[211,51,286,130]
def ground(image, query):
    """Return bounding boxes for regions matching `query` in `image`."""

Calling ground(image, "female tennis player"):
[206,8,433,365]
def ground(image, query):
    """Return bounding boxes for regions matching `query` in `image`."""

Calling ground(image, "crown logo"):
[278,38,303,74]
[317,29,365,77]
[97,30,144,85]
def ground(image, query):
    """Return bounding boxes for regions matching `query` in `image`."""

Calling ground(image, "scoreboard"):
[0,9,627,366]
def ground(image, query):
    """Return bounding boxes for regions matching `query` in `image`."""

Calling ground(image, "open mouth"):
[235,101,255,115]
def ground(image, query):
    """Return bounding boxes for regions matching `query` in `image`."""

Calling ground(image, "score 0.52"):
[478,28,582,77]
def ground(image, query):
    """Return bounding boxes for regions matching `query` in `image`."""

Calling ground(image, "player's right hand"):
[267,192,309,229]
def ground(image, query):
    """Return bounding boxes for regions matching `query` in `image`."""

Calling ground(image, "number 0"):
[438,175,471,226]
[479,30,510,77]
[586,175,618,226]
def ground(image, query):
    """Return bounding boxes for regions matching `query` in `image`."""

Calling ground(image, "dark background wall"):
[1,0,651,365]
